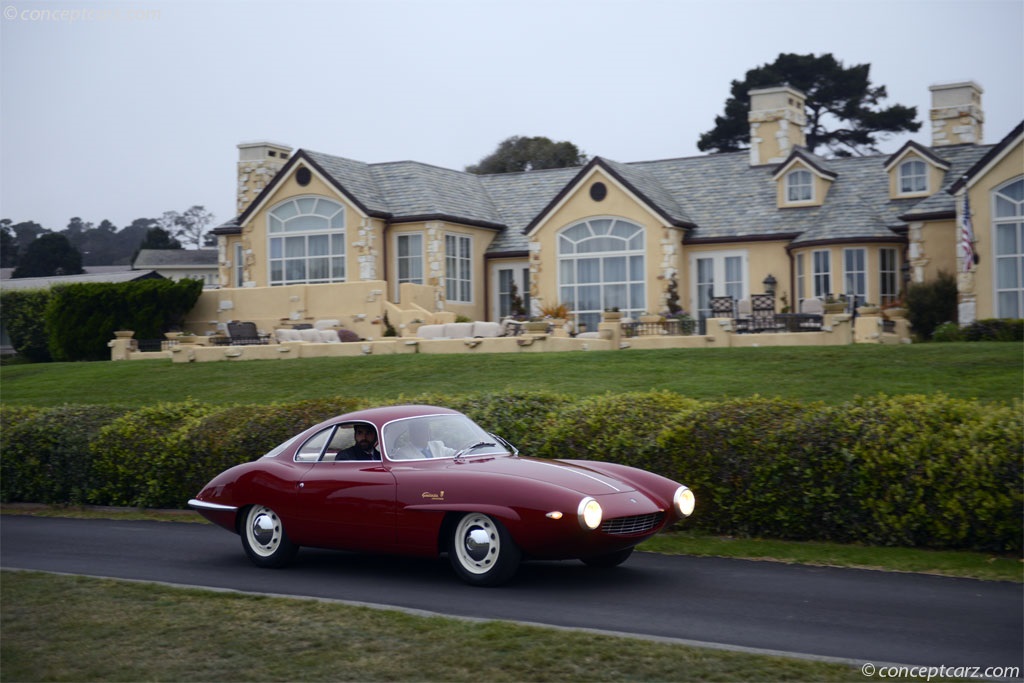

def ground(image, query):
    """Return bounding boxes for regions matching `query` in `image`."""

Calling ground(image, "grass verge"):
[2,570,941,682]
[1,343,1020,408]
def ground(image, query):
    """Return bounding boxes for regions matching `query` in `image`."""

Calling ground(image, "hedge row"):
[0,278,204,363]
[1,392,1020,552]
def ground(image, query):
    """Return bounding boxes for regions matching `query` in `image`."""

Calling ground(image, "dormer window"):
[899,159,927,194]
[787,170,813,202]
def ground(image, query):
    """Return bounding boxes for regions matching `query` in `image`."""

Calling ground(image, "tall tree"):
[466,136,588,174]
[175,205,215,249]
[138,226,183,251]
[8,220,49,254]
[0,220,18,267]
[698,53,921,157]
[11,233,84,278]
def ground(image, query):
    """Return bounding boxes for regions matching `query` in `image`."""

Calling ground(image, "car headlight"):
[673,486,695,517]
[578,497,603,530]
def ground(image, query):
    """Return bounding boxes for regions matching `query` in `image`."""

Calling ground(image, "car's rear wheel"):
[449,512,521,586]
[581,547,634,568]
[240,505,298,568]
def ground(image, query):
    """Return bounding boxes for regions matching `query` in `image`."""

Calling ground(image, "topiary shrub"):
[536,391,703,475]
[961,318,1024,342]
[0,290,52,362]
[0,405,126,504]
[90,400,219,508]
[844,394,1023,552]
[905,270,958,341]
[46,278,204,361]
[656,396,859,540]
[184,397,368,495]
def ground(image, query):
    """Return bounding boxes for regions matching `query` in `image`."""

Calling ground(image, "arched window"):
[994,178,1024,318]
[267,197,345,285]
[558,218,645,331]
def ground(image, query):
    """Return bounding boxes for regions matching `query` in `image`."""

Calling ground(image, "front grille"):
[601,512,664,535]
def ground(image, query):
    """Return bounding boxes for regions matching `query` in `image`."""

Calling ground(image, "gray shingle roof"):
[267,141,998,254]
[133,249,218,268]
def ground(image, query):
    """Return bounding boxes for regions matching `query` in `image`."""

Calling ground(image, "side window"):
[295,426,334,462]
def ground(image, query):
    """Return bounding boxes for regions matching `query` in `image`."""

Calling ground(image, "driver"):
[337,424,380,460]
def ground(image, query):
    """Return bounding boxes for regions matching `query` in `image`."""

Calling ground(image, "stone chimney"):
[748,85,807,166]
[237,141,292,215]
[929,81,984,147]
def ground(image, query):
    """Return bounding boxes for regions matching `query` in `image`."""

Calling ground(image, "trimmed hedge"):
[1,392,1020,552]
[0,289,53,362]
[0,404,128,504]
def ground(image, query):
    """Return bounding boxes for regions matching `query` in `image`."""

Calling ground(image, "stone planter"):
[114,330,135,339]
[639,315,664,323]
[824,303,847,314]
[602,311,623,322]
[857,306,880,316]
[523,321,549,333]
[883,307,907,319]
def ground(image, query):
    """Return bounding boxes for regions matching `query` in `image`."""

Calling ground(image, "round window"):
[589,182,607,202]
[296,167,312,186]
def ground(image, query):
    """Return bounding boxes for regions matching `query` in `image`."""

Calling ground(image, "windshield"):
[382,414,510,461]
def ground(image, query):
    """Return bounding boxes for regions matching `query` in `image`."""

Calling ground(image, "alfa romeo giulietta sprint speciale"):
[189,405,695,586]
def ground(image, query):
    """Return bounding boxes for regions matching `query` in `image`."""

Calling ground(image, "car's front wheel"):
[240,505,298,568]
[449,512,521,586]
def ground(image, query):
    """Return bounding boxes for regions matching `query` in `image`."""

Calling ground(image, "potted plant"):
[602,307,623,322]
[824,294,848,314]
[856,302,880,315]
[882,299,907,319]
[537,301,570,324]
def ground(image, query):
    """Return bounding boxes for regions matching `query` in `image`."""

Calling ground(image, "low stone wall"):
[109,313,910,362]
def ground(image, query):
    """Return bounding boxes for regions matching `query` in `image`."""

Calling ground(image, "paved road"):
[2,515,1021,671]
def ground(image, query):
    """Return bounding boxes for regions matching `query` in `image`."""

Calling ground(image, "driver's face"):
[353,425,377,449]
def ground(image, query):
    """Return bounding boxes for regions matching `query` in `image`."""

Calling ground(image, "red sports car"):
[189,405,695,586]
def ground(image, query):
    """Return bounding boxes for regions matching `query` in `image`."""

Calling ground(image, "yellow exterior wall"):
[528,169,681,317]
[220,163,381,289]
[789,244,905,304]
[963,139,1024,319]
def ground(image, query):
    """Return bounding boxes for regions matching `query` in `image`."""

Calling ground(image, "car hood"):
[446,455,636,496]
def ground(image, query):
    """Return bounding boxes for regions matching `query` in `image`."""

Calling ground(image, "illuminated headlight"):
[673,486,696,517]
[578,497,603,530]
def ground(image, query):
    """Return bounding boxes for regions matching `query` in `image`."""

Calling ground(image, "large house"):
[191,80,1021,341]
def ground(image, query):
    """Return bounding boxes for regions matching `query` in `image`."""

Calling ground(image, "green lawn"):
[1,343,1020,407]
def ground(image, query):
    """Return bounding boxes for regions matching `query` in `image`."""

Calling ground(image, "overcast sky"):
[2,0,1022,235]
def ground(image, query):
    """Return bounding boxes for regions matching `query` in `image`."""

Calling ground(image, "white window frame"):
[899,159,928,194]
[843,248,867,306]
[689,249,748,320]
[812,249,831,298]
[394,233,424,301]
[558,217,646,331]
[879,247,899,305]
[492,262,530,320]
[267,196,346,286]
[795,252,806,303]
[234,243,244,288]
[445,233,473,304]
[787,169,813,202]
[993,178,1024,319]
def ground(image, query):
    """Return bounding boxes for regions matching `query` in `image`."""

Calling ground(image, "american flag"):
[959,193,976,272]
